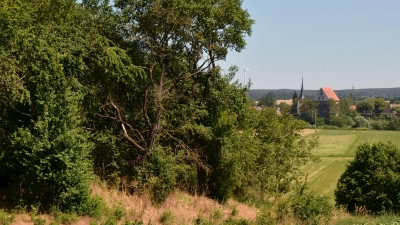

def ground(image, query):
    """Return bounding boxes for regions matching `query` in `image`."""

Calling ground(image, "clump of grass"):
[231,205,239,216]
[223,217,250,225]
[0,209,15,225]
[123,220,144,225]
[101,218,117,225]
[212,208,223,220]
[51,207,78,225]
[160,210,174,225]
[32,216,46,225]
[112,203,126,221]
[194,214,211,225]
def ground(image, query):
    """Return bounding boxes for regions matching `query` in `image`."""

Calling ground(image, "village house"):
[315,87,340,118]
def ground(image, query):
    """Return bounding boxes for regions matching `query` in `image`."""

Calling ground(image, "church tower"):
[297,77,304,115]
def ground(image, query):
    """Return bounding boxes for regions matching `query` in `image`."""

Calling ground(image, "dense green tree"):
[299,98,319,123]
[335,142,400,213]
[326,99,340,115]
[254,109,319,197]
[386,116,400,131]
[373,98,388,114]
[258,96,276,107]
[339,97,353,116]
[278,102,291,116]
[290,91,299,114]
[356,99,375,115]
[0,0,103,211]
[111,0,254,151]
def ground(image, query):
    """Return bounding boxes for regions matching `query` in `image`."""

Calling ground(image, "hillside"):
[248,87,400,100]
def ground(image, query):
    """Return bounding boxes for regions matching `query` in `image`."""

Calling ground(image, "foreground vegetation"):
[303,129,400,201]
[1,1,400,224]
[0,1,325,224]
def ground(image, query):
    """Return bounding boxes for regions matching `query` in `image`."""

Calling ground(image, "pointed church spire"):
[297,76,304,115]
[299,76,304,99]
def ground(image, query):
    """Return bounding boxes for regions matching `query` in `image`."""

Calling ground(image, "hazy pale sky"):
[218,0,400,90]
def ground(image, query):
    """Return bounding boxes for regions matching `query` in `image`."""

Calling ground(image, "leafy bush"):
[369,119,388,130]
[328,115,355,128]
[387,116,400,131]
[145,146,179,204]
[76,195,108,219]
[316,117,326,126]
[291,192,333,225]
[335,142,400,213]
[353,116,370,128]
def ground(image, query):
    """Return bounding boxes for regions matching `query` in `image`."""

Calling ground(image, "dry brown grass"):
[90,182,258,224]
[10,182,258,225]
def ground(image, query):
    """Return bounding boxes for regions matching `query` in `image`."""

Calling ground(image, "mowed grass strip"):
[308,129,400,157]
[302,157,352,202]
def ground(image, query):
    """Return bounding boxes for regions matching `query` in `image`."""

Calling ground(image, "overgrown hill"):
[5,183,258,225]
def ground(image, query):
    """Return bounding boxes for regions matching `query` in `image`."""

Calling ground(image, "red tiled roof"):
[350,105,356,110]
[321,87,340,101]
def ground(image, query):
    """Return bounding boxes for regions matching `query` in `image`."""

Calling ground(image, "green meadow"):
[302,129,400,202]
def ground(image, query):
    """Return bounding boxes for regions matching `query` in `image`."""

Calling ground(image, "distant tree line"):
[248,88,400,102]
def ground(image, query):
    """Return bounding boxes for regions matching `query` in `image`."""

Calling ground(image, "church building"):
[297,77,340,118]
[297,77,305,115]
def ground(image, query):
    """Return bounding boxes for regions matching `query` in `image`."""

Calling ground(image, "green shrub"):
[328,115,354,128]
[212,209,223,220]
[223,217,250,225]
[101,218,117,225]
[32,216,46,225]
[276,198,291,222]
[51,207,79,225]
[353,116,370,128]
[160,210,174,225]
[291,192,333,225]
[335,142,400,213]
[77,195,108,219]
[144,146,178,204]
[194,214,210,225]
[370,119,388,130]
[124,220,144,225]
[113,203,126,221]
[230,205,239,216]
[254,210,274,225]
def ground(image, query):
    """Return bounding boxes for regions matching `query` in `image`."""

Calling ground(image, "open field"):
[307,129,400,157]
[301,129,400,202]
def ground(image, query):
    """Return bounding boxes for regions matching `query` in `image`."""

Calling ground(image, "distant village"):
[251,78,400,130]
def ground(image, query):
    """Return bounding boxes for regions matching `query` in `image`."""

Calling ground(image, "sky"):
[218,0,400,90]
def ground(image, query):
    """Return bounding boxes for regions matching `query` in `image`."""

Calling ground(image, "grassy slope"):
[302,129,400,202]
[7,183,258,225]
